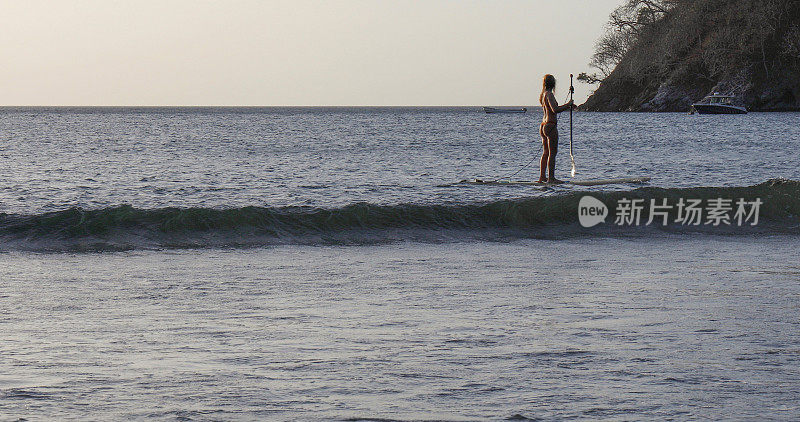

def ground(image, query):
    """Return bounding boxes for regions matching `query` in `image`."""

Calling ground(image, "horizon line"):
[0,104,542,108]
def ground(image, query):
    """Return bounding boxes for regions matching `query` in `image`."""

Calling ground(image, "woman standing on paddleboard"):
[538,74,575,183]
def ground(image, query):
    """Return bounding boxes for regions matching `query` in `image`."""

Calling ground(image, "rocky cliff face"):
[581,0,800,112]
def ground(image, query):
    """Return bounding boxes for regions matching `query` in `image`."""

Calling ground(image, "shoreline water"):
[3,236,799,420]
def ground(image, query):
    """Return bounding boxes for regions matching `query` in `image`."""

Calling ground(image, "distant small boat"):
[689,93,747,114]
[483,107,527,114]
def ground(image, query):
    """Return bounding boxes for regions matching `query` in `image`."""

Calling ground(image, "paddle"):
[569,73,576,177]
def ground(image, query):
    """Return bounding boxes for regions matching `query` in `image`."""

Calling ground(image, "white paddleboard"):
[459,177,650,186]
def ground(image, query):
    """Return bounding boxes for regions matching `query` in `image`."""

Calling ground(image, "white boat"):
[689,93,747,114]
[483,107,527,114]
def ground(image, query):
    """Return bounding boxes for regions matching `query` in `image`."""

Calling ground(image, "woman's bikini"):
[540,121,557,138]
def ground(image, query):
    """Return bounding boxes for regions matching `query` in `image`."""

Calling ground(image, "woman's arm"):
[545,92,575,113]
[546,92,574,114]
[545,92,573,113]
[555,98,575,113]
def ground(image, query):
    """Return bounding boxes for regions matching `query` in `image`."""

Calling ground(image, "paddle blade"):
[570,157,576,177]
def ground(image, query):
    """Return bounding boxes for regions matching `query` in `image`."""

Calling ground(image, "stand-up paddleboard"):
[457,176,651,187]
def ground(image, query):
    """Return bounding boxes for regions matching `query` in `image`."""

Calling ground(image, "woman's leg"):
[545,125,560,182]
[538,124,549,183]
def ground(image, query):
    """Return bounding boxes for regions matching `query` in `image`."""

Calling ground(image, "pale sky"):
[1,0,622,106]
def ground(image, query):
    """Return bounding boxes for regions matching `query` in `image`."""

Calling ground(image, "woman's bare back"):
[541,90,558,124]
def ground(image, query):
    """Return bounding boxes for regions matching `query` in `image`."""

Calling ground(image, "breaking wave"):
[1,179,798,252]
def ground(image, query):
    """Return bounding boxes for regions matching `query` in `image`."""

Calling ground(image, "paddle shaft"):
[569,74,573,157]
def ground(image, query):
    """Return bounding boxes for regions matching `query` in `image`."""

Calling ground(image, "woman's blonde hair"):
[540,74,556,105]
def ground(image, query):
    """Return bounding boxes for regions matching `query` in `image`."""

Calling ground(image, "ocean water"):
[1,107,799,420]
